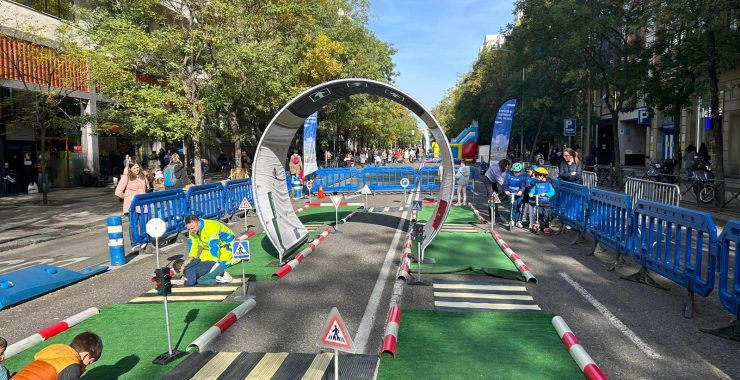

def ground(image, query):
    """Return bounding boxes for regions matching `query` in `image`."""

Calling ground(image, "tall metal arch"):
[252,78,454,261]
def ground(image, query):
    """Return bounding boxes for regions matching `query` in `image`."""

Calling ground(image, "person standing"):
[558,148,583,184]
[455,161,471,205]
[682,145,696,177]
[164,153,189,189]
[503,163,527,227]
[697,143,711,166]
[289,152,303,176]
[115,162,148,216]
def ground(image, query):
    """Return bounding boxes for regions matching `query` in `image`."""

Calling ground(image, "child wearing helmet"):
[503,162,527,228]
[528,167,556,233]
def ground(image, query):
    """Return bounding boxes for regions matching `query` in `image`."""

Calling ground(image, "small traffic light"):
[153,267,172,296]
[413,222,425,242]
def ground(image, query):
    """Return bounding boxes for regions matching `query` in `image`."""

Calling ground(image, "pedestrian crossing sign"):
[317,307,355,352]
[232,240,250,260]
[239,197,252,210]
[412,200,423,211]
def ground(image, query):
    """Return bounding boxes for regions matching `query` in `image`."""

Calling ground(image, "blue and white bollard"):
[107,216,126,266]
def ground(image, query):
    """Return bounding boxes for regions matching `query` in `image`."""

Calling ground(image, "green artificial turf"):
[410,232,523,281]
[416,205,480,224]
[225,232,320,281]
[4,302,239,379]
[377,310,583,380]
[297,206,358,224]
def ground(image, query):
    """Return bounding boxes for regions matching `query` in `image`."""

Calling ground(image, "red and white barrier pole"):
[397,233,413,281]
[294,204,311,214]
[273,228,333,279]
[187,299,256,352]
[380,304,402,357]
[5,307,100,359]
[467,202,487,223]
[238,230,257,240]
[552,316,607,380]
[411,209,418,222]
[490,229,537,283]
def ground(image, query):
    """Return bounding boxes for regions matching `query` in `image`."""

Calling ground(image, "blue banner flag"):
[303,112,318,176]
[489,99,518,167]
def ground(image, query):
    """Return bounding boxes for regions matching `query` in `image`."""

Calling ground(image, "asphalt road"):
[2,165,740,379]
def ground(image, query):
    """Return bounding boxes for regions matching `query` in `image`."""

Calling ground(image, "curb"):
[272,228,333,279]
[380,304,402,358]
[6,307,100,359]
[490,229,537,283]
[552,316,607,380]
[187,299,256,352]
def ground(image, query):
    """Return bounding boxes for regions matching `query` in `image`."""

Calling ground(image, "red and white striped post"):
[552,316,607,380]
[380,304,402,357]
[273,228,333,279]
[187,299,257,352]
[294,204,311,214]
[490,229,537,283]
[467,202,487,223]
[5,307,100,358]
[397,232,413,281]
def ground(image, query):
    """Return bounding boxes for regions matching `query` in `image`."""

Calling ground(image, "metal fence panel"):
[186,182,225,220]
[129,189,187,246]
[588,189,632,256]
[625,178,681,207]
[582,171,598,189]
[632,199,717,297]
[717,220,740,316]
[542,165,560,180]
[362,166,417,191]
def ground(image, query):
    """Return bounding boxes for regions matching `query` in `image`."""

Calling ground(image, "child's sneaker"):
[516,221,523,228]
[543,227,552,234]
[531,224,539,233]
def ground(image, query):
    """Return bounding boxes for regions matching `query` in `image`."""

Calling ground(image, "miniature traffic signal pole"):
[147,218,186,365]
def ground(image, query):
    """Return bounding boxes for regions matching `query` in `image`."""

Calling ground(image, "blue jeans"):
[511,196,524,222]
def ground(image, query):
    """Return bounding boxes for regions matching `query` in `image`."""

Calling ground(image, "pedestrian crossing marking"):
[246,352,289,380]
[165,351,378,380]
[433,280,540,313]
[128,277,246,303]
[130,295,226,303]
[191,352,241,380]
[301,352,334,380]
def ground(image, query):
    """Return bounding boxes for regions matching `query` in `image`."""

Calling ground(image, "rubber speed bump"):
[128,276,247,304]
[433,279,540,313]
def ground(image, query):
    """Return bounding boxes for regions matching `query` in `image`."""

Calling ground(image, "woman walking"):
[115,161,149,216]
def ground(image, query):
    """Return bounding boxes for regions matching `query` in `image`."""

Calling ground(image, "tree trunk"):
[707,27,724,182]
[230,108,242,171]
[528,110,547,163]
[192,120,204,185]
[611,110,623,187]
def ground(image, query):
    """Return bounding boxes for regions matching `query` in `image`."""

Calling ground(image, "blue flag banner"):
[489,99,517,167]
[303,112,318,176]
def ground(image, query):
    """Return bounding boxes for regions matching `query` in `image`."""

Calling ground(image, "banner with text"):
[489,99,518,167]
[303,112,318,176]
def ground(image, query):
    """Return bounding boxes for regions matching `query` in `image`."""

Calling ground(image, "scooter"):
[690,158,716,204]
[647,159,677,183]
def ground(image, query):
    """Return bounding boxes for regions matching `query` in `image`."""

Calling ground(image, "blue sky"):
[368,0,517,112]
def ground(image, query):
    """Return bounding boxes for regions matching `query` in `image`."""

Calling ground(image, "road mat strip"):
[439,224,480,233]
[128,276,247,304]
[416,205,481,224]
[433,279,540,312]
[166,351,377,380]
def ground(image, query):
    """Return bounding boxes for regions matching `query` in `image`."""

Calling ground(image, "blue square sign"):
[232,241,250,260]
[412,200,423,211]
[564,119,576,137]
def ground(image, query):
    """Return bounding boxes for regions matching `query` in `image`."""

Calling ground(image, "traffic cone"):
[317,186,325,200]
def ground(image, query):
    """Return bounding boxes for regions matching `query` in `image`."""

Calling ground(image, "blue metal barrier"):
[700,220,740,340]
[314,168,361,192]
[362,166,417,191]
[553,180,590,243]
[186,182,225,220]
[717,220,740,319]
[129,189,187,246]
[223,178,254,215]
[629,199,717,318]
[418,166,441,191]
[587,189,632,266]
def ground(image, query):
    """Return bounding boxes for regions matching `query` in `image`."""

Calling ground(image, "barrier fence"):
[542,165,559,180]
[362,166,417,191]
[553,180,590,242]
[624,177,681,207]
[587,189,632,265]
[187,182,225,221]
[223,178,254,215]
[129,189,187,246]
[582,171,598,189]
[314,168,361,192]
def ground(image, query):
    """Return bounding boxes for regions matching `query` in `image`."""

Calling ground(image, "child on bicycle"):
[528,167,556,233]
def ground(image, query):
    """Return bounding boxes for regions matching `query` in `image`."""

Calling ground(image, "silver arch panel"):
[252,78,454,260]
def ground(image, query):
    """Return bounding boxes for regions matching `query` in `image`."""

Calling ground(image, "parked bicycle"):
[682,158,716,204]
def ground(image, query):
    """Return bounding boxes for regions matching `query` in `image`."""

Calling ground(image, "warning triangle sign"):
[330,195,343,208]
[239,197,252,210]
[360,184,372,195]
[317,307,355,353]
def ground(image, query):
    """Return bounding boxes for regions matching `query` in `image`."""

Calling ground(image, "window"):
[19,0,72,19]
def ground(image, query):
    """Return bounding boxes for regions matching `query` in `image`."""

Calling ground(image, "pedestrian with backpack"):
[164,153,188,189]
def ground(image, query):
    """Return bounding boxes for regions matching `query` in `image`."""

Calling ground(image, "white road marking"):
[560,272,663,359]
[0,259,54,274]
[53,257,92,268]
[354,190,413,353]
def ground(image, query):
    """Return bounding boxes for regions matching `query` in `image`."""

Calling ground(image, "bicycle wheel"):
[698,184,716,204]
